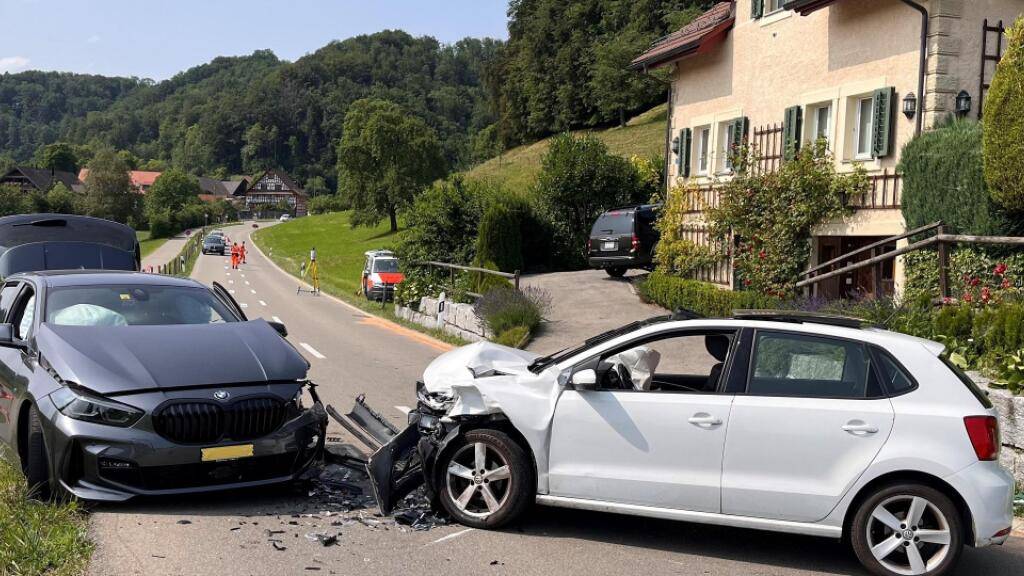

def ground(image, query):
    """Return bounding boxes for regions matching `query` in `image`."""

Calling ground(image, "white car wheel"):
[446,442,512,518]
[438,428,532,528]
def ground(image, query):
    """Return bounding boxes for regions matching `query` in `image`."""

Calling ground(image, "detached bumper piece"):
[328,395,428,514]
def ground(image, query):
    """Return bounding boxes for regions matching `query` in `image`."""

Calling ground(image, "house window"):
[811,103,832,146]
[696,126,711,175]
[766,0,785,13]
[854,96,874,160]
[718,121,737,173]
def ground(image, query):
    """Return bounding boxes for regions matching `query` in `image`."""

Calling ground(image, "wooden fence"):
[149,227,209,277]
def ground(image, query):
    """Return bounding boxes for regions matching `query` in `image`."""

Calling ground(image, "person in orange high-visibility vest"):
[230,243,239,270]
[240,241,247,264]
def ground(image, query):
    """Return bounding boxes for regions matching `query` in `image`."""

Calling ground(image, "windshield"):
[528,314,672,373]
[45,285,238,326]
[373,259,400,273]
[591,211,634,236]
[205,237,223,245]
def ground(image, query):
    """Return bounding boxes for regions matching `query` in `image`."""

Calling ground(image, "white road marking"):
[299,343,326,359]
[223,266,228,270]
[425,528,475,547]
[226,272,231,276]
[250,289,257,294]
[272,316,282,323]
[228,280,234,284]
[259,300,267,307]
[229,289,236,294]
[241,274,246,278]
[395,405,412,415]
[240,303,249,308]
[245,281,250,286]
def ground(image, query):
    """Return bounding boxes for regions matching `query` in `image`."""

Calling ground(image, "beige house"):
[632,0,1021,299]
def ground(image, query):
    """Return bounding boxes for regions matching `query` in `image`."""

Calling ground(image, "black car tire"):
[850,483,963,576]
[437,428,533,529]
[605,267,627,278]
[22,404,52,500]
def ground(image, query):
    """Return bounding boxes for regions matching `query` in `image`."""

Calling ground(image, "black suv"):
[587,204,660,277]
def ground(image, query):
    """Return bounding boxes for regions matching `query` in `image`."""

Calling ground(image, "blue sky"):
[0,0,509,80]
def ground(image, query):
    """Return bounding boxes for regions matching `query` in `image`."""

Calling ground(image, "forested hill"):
[1,31,501,186]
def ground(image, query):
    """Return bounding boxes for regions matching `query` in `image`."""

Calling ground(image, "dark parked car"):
[0,213,140,277]
[587,205,660,277]
[202,235,226,255]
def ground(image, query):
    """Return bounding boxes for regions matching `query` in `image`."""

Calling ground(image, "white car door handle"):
[842,422,879,435]
[688,414,722,428]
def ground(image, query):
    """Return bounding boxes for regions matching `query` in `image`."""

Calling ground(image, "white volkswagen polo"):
[355,311,1015,576]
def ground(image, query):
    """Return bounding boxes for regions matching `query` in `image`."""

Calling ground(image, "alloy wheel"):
[446,442,512,518]
[866,495,952,576]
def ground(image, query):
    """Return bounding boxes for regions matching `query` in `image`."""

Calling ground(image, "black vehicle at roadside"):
[587,204,660,277]
[202,235,226,255]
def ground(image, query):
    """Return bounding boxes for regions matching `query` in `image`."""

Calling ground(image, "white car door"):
[721,330,894,523]
[547,330,737,513]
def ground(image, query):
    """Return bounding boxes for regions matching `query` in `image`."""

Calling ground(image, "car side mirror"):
[570,369,598,390]
[268,321,288,338]
[0,323,26,350]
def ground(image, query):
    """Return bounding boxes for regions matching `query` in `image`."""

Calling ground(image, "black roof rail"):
[731,309,869,329]
[672,307,704,320]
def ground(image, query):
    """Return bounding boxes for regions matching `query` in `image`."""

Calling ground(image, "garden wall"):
[395,296,491,342]
[974,372,1024,486]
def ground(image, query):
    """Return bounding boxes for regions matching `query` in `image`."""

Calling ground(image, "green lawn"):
[252,213,467,345]
[465,104,667,193]
[0,458,92,576]
[136,230,168,259]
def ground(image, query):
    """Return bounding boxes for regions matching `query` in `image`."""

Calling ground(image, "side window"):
[749,332,873,398]
[13,288,36,340]
[872,348,916,395]
[596,331,734,393]
[0,282,21,322]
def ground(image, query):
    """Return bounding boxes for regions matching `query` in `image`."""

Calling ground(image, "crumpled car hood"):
[422,341,539,394]
[37,320,309,396]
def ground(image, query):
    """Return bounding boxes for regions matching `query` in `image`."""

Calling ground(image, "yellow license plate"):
[201,444,254,462]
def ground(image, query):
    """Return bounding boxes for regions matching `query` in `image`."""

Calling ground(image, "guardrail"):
[416,260,521,299]
[150,227,210,277]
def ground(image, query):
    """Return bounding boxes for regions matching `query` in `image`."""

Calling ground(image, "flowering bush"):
[474,287,551,345]
[952,258,1021,305]
[707,140,868,296]
[654,182,726,276]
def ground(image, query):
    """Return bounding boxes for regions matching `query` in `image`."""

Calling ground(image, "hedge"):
[636,272,779,317]
[984,15,1024,212]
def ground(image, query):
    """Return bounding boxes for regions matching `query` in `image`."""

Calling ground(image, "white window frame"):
[718,121,736,174]
[853,96,874,160]
[766,0,786,14]
[811,103,832,147]
[695,126,711,176]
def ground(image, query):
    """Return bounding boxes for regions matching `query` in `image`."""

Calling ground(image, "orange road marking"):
[357,316,453,353]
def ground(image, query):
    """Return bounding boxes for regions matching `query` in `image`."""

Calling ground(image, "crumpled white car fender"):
[421,341,565,490]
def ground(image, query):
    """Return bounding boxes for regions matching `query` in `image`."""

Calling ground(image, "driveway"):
[523,269,664,354]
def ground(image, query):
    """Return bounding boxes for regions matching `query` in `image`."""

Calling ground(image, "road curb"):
[247,227,454,353]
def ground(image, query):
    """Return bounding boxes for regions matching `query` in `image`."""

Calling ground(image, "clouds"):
[0,56,31,73]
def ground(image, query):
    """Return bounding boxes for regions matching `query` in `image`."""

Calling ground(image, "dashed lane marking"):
[250,289,257,294]
[239,303,249,308]
[395,405,412,415]
[299,343,326,359]
[259,300,267,307]
[245,281,250,286]
[272,316,282,323]
[424,528,475,547]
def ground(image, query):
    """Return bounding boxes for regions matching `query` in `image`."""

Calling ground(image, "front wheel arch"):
[434,416,538,494]
[842,471,975,546]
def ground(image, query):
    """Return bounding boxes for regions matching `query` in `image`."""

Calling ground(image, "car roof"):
[9,270,206,289]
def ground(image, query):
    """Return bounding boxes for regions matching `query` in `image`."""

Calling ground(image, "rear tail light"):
[964,416,1000,461]
[630,234,640,253]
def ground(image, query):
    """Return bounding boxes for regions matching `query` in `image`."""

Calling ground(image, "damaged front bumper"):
[331,393,457,514]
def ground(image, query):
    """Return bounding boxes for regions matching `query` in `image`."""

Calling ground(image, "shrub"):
[901,119,1011,235]
[984,15,1024,212]
[476,202,524,273]
[308,194,348,215]
[708,140,867,295]
[398,175,487,265]
[534,133,647,269]
[475,286,550,337]
[394,267,446,309]
[655,182,725,276]
[494,325,531,348]
[637,272,779,318]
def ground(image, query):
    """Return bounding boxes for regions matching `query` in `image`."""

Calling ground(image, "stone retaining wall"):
[395,295,492,342]
[972,372,1024,486]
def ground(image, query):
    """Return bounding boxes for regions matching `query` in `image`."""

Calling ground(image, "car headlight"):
[50,387,144,427]
[292,389,305,411]
[416,381,454,411]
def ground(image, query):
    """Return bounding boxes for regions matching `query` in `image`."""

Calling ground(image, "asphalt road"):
[86,223,1024,576]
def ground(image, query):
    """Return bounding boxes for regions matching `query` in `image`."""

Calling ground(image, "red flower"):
[995,263,1008,276]
[743,279,752,286]
[942,297,952,305]
[969,277,980,287]
[963,293,973,303]
[758,250,767,260]
[981,287,991,303]
[1002,278,1012,289]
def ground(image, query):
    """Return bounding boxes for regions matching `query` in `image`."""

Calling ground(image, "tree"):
[337,99,446,232]
[35,142,79,172]
[45,182,79,214]
[241,123,279,175]
[984,15,1024,212]
[305,175,328,198]
[174,124,214,175]
[0,184,34,217]
[83,149,138,224]
[146,169,199,216]
[534,133,639,267]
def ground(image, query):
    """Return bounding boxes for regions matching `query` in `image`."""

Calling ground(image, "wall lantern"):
[955,90,972,117]
[902,92,917,119]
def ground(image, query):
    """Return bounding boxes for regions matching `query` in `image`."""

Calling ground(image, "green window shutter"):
[783,105,803,161]
[730,117,749,151]
[674,130,684,175]
[682,128,693,178]
[751,0,764,19]
[872,87,895,158]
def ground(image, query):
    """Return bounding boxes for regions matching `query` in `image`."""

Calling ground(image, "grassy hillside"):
[466,105,667,193]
